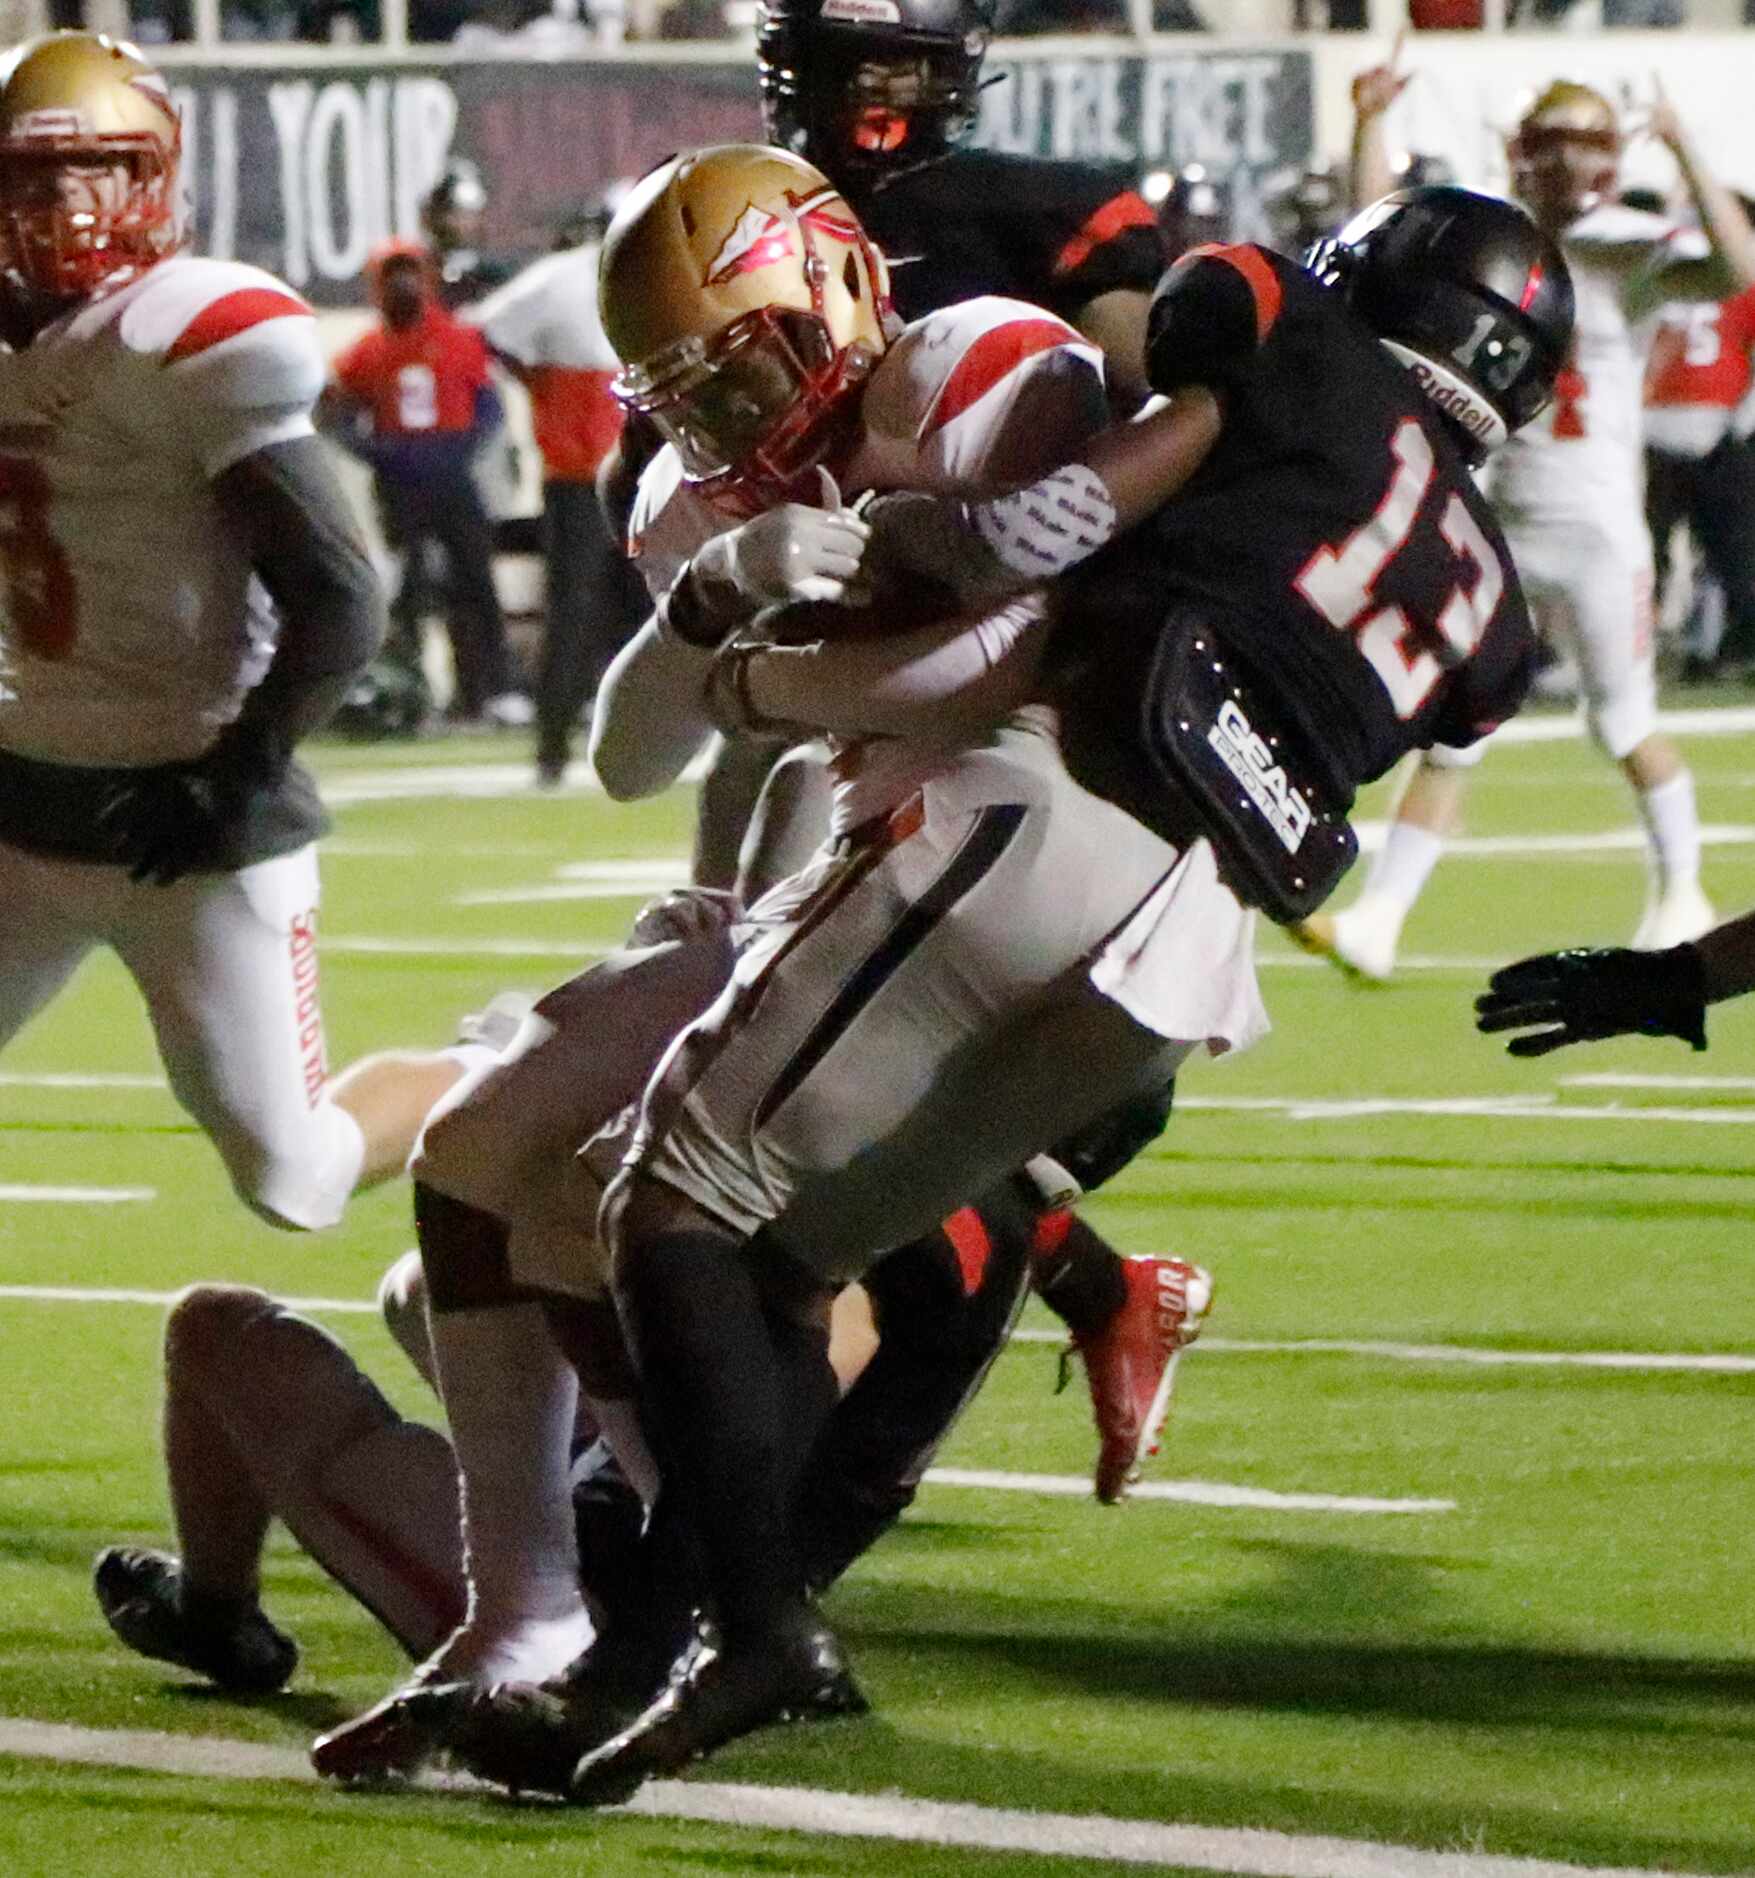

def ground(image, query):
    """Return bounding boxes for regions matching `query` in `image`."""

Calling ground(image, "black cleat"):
[93,1546,298,1695]
[567,1605,867,1807]
[442,1680,590,1796]
[310,1672,474,1784]
[443,1603,707,1796]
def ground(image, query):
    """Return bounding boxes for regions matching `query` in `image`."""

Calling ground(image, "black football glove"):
[1474,945,1708,1057]
[98,737,275,888]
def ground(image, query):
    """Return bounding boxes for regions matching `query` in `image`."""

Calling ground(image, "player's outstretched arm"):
[1474,900,1755,1056]
[859,387,1224,616]
[1349,42,1408,212]
[1629,81,1755,317]
[1475,947,1708,1056]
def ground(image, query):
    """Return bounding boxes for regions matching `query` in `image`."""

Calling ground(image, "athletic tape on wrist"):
[971,462,1119,580]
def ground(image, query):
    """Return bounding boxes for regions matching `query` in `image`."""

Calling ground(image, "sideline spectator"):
[326,244,528,728]
[469,200,648,785]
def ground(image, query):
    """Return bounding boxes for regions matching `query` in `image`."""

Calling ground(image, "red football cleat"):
[1072,1255,1213,1504]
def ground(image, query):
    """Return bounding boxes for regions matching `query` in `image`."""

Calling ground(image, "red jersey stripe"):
[924,316,1082,437]
[941,1205,993,1297]
[1053,189,1158,281]
[165,286,311,364]
[1208,244,1283,344]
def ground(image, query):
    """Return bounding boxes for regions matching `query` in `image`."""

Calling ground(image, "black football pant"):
[377,473,514,716]
[536,479,646,774]
[795,1175,1037,1591]
[793,1074,1174,1587]
[588,1077,1176,1621]
[1646,438,1755,666]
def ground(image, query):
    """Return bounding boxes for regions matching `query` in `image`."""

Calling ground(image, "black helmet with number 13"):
[1308,185,1575,465]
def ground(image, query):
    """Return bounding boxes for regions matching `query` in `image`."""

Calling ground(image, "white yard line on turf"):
[1358,822,1755,856]
[0,1185,153,1203]
[6,1288,1752,1375]
[321,749,714,804]
[1256,950,1510,971]
[321,937,608,959]
[1177,1093,1755,1124]
[1564,1073,1755,1091]
[923,1469,1450,1514]
[310,707,1755,807]
[455,858,694,906]
[19,1071,1755,1124]
[454,883,686,906]
[1007,1330,1755,1375]
[0,1718,1715,1878]
[1495,703,1755,741]
[0,1071,165,1089]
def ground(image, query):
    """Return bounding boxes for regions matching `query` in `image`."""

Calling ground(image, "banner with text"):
[159,47,1313,303]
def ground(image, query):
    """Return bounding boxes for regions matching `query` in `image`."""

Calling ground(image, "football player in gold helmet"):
[600,143,892,517]
[0,35,472,1246]
[0,30,181,336]
[1507,79,1624,233]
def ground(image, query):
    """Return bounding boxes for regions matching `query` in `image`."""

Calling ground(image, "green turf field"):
[4,714,1755,1877]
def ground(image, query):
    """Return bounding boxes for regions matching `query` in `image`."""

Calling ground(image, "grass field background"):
[3,712,1754,1876]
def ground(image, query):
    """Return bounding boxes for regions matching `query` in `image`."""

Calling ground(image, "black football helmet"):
[756,0,995,186]
[1309,185,1574,464]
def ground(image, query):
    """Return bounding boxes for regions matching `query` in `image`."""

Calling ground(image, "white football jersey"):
[1490,204,1679,529]
[0,255,324,767]
[467,243,617,372]
[627,296,1107,829]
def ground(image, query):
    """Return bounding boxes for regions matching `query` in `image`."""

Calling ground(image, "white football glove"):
[693,492,870,608]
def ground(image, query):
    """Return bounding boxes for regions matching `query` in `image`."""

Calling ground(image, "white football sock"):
[428,1300,591,1681]
[1636,770,1702,897]
[1357,821,1446,921]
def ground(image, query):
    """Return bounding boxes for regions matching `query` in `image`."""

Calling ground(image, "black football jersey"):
[856,149,1166,325]
[1055,243,1537,799]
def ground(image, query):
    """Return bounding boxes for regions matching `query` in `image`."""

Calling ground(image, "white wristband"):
[971,461,1120,580]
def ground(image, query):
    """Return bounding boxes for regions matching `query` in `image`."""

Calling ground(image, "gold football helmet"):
[1509,80,1620,228]
[600,143,891,509]
[0,31,182,305]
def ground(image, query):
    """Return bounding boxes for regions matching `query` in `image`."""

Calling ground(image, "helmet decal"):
[820,0,904,18]
[706,204,800,285]
[797,192,863,245]
[127,69,173,113]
